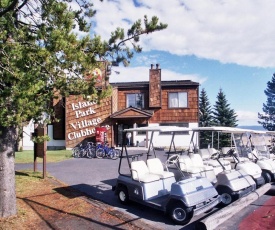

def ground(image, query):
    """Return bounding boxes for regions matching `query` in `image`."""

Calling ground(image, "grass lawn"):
[0,170,136,230]
[15,150,73,163]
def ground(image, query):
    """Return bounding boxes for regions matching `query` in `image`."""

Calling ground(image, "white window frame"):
[168,92,188,108]
[126,93,144,109]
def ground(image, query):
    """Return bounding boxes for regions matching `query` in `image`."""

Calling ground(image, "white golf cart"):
[218,128,265,188]
[265,131,275,159]
[243,130,275,183]
[112,126,220,225]
[166,126,256,206]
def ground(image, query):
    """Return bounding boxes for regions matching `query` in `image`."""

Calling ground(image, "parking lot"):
[16,147,275,230]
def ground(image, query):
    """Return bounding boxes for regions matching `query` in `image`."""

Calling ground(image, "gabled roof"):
[110,107,154,119]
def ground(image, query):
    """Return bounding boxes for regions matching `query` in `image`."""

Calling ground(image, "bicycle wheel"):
[79,149,86,158]
[109,149,120,160]
[96,148,105,159]
[87,147,96,158]
[107,149,116,159]
[72,147,80,158]
[115,149,121,159]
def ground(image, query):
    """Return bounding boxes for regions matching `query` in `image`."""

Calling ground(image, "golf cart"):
[218,128,265,188]
[266,131,275,159]
[167,126,256,206]
[244,130,275,183]
[191,127,233,174]
[112,126,220,225]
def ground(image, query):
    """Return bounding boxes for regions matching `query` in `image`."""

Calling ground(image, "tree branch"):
[0,0,18,17]
[0,0,29,17]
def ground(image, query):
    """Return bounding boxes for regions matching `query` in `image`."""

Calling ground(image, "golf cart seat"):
[189,153,214,171]
[198,148,231,174]
[189,153,217,182]
[147,158,174,179]
[147,158,176,192]
[221,147,233,155]
[131,160,160,183]
[178,155,201,175]
[221,147,250,163]
[208,148,232,169]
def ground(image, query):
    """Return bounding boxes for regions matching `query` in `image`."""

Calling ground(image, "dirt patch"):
[0,171,144,230]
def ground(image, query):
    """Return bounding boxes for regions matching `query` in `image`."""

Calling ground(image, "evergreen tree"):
[199,88,213,148]
[212,89,238,147]
[0,0,167,218]
[258,73,275,130]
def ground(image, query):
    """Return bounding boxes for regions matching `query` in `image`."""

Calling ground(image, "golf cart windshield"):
[191,126,242,150]
[249,131,271,158]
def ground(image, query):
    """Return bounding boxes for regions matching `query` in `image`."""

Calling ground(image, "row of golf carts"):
[112,126,275,225]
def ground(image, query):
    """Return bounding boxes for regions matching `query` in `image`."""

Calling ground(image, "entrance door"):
[117,124,123,147]
[117,124,132,147]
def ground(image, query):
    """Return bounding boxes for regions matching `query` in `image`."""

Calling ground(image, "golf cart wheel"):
[217,187,233,206]
[169,204,192,225]
[262,171,272,183]
[117,186,129,205]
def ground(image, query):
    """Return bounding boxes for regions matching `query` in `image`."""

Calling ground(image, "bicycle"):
[72,142,96,158]
[72,146,81,158]
[96,142,120,160]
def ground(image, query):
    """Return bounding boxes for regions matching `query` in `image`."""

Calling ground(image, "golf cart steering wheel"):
[165,154,180,167]
[226,148,235,156]
[210,151,220,160]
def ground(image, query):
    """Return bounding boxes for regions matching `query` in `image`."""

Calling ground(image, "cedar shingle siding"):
[52,64,199,148]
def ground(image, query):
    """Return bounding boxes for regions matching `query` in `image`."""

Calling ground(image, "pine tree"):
[212,89,238,147]
[258,73,275,130]
[0,0,167,218]
[199,88,213,148]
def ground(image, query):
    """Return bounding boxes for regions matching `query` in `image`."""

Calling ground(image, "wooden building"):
[46,64,200,150]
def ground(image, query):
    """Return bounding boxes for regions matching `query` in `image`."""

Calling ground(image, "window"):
[127,93,144,109]
[168,92,188,108]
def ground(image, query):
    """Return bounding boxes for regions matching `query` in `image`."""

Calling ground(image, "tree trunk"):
[0,126,17,217]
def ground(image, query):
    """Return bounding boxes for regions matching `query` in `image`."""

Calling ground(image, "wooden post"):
[33,126,38,172]
[33,125,47,179]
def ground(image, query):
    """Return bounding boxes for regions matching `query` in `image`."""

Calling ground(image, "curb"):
[198,183,271,230]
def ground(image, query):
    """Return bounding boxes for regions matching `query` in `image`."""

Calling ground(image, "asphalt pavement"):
[15,148,275,230]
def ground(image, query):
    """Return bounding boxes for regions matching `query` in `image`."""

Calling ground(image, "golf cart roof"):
[265,131,275,135]
[191,126,249,133]
[124,126,191,132]
[249,130,266,134]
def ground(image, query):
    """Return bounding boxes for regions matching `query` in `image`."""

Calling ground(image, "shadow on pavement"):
[54,186,84,199]
[53,183,217,230]
[266,182,275,195]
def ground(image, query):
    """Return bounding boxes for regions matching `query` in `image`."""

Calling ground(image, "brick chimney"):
[149,64,162,108]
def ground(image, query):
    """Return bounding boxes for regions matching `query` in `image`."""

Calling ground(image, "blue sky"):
[89,0,275,126]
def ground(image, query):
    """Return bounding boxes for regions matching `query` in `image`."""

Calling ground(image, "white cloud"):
[109,66,205,83]
[236,110,259,126]
[92,0,275,68]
